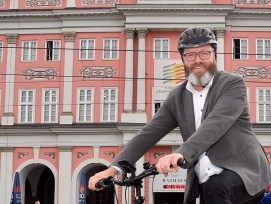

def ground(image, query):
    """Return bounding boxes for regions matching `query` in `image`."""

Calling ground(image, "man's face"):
[182,44,217,87]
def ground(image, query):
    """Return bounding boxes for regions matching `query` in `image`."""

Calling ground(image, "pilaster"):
[60,32,76,124]
[0,147,14,204]
[216,28,225,71]
[1,34,18,125]
[121,28,136,123]
[58,146,73,204]
[136,28,148,123]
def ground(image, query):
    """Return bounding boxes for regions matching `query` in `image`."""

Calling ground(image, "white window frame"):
[152,100,164,116]
[77,87,94,123]
[103,38,119,60]
[21,41,37,62]
[256,87,271,123]
[232,38,248,60]
[256,39,271,60]
[0,41,3,62]
[153,38,170,59]
[45,40,61,61]
[42,88,59,123]
[18,89,35,123]
[101,87,118,122]
[79,39,95,60]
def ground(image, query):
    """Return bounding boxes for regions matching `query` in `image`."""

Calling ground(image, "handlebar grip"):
[177,158,187,169]
[95,176,113,189]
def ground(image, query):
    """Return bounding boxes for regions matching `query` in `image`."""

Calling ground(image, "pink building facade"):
[0,0,271,203]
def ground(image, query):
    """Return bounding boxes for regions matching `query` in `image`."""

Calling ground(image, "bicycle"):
[95,159,185,204]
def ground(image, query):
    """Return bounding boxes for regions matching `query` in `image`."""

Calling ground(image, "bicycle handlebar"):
[95,158,186,190]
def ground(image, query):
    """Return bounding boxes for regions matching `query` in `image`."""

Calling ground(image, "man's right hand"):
[88,167,118,191]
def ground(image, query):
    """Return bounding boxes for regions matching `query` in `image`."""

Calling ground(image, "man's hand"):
[88,167,118,191]
[156,153,184,176]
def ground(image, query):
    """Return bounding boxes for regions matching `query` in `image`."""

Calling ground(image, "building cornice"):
[116,4,235,14]
[0,8,122,19]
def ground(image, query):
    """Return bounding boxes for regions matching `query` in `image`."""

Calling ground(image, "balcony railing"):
[137,0,211,4]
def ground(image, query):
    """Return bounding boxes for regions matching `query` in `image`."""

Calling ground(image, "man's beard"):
[184,60,217,87]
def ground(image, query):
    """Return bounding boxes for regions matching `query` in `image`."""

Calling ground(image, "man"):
[89,27,271,204]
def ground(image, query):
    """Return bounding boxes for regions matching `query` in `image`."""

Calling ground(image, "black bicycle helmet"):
[177,27,217,54]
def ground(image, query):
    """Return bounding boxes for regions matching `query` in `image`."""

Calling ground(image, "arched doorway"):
[86,164,115,204]
[24,165,54,204]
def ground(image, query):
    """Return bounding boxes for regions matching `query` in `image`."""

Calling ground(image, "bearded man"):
[89,27,270,204]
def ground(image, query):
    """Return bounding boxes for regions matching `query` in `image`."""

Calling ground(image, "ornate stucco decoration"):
[80,66,117,78]
[234,66,270,78]
[63,32,76,42]
[18,152,29,159]
[45,152,56,160]
[82,0,119,6]
[0,0,5,7]
[5,34,18,44]
[153,152,165,159]
[22,68,57,80]
[25,0,61,7]
[104,151,115,158]
[77,152,89,159]
[234,0,270,5]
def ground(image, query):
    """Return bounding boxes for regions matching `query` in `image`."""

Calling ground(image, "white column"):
[58,146,73,204]
[136,28,148,122]
[60,32,75,124]
[121,28,136,123]
[66,0,76,7]
[1,34,18,125]
[216,28,225,71]
[0,148,14,204]
[9,0,18,9]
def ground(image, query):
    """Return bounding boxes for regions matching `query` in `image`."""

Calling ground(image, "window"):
[257,39,271,60]
[0,41,3,62]
[45,40,60,61]
[101,88,118,122]
[42,89,58,123]
[103,39,119,60]
[232,39,248,59]
[19,89,35,123]
[257,88,271,122]
[22,41,37,61]
[153,101,163,115]
[79,39,95,60]
[154,38,169,59]
[77,88,94,122]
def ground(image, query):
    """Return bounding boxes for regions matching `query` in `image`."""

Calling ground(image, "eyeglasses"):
[183,50,214,62]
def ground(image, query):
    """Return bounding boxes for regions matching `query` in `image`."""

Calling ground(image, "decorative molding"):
[234,0,270,5]
[63,32,76,42]
[104,151,115,158]
[0,147,13,152]
[18,152,29,159]
[125,28,135,39]
[25,0,61,7]
[234,66,270,78]
[82,0,119,6]
[0,0,5,7]
[77,151,88,159]
[44,152,56,160]
[5,34,18,44]
[137,28,148,39]
[216,29,225,38]
[153,152,165,159]
[80,66,117,78]
[22,68,57,80]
